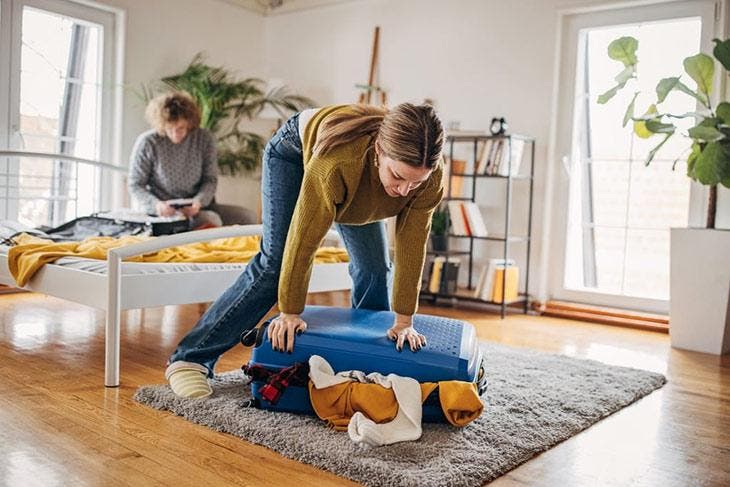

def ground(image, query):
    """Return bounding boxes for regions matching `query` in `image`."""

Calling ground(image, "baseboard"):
[536,300,669,333]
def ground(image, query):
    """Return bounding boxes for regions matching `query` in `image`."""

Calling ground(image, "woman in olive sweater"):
[166,103,444,398]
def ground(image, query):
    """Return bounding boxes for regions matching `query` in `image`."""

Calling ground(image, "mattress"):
[0,244,249,276]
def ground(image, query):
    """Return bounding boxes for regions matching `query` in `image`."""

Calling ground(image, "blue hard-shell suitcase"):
[241,306,487,423]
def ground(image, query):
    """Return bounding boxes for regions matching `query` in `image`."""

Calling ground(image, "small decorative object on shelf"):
[489,117,508,135]
[422,129,536,318]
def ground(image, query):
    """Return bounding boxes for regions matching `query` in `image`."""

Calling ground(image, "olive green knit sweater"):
[278,105,443,316]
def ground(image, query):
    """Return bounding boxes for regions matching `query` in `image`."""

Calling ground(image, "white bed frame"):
[0,224,351,386]
[0,152,351,387]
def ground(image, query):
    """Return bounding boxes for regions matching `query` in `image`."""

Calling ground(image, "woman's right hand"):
[156,201,176,217]
[268,313,308,353]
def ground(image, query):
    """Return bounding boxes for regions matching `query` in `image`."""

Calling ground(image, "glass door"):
[550,0,720,313]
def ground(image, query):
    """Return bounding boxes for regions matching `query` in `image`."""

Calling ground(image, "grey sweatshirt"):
[128,128,218,212]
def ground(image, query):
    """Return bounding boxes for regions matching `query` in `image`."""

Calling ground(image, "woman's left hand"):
[181,200,201,218]
[386,314,427,352]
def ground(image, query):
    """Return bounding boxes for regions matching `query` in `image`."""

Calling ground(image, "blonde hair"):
[145,91,202,134]
[313,103,444,169]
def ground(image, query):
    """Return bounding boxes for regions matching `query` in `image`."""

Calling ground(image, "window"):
[565,19,700,301]
[0,0,121,227]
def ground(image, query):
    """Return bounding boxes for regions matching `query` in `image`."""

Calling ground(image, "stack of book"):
[474,258,519,303]
[426,256,461,295]
[447,201,488,237]
[475,138,526,176]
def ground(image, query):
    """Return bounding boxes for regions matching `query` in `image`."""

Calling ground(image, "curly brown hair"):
[145,91,202,134]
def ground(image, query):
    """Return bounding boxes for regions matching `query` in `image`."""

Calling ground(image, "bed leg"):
[105,251,122,387]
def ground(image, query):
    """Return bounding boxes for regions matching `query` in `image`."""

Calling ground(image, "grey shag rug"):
[134,343,665,486]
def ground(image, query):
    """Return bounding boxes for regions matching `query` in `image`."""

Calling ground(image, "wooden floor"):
[1,291,728,487]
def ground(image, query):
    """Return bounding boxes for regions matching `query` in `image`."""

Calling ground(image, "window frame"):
[543,0,723,313]
[0,0,124,221]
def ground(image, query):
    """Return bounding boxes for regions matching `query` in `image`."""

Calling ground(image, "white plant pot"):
[670,228,730,354]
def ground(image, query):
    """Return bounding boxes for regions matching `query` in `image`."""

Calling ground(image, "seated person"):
[128,91,255,228]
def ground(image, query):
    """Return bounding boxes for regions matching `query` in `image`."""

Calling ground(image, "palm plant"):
[144,54,315,175]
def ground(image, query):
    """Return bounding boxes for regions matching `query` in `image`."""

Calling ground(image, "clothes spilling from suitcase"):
[240,306,488,447]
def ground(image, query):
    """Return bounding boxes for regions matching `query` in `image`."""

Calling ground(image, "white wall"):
[102,0,265,210]
[264,0,564,299]
[104,0,729,300]
[264,0,730,301]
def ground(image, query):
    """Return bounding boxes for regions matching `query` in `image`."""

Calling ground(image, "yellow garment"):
[8,233,348,287]
[308,379,483,429]
[280,104,444,316]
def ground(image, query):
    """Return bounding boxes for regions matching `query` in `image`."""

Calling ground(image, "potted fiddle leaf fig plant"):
[599,36,730,355]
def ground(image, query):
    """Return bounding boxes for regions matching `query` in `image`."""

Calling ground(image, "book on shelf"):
[447,201,488,238]
[475,139,492,174]
[447,201,468,236]
[428,257,445,293]
[463,202,488,237]
[487,140,504,175]
[492,264,519,303]
[426,256,460,295]
[459,203,472,236]
[440,257,460,294]
[474,258,517,301]
[495,138,526,177]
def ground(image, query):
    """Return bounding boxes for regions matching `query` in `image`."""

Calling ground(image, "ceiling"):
[222,0,357,16]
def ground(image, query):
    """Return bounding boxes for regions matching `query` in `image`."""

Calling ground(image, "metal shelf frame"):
[422,134,536,318]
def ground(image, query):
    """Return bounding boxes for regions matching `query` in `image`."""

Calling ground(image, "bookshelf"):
[420,133,535,318]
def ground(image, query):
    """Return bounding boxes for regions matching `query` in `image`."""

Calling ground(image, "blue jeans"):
[169,113,393,375]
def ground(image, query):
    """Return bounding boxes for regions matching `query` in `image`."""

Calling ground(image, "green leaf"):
[608,37,638,66]
[634,105,658,138]
[645,120,675,134]
[688,125,725,142]
[614,65,635,84]
[644,133,673,165]
[716,143,730,183]
[623,92,639,127]
[687,142,701,179]
[712,38,730,71]
[683,53,714,98]
[699,116,722,128]
[716,102,730,124]
[656,77,681,103]
[598,85,620,104]
[674,80,709,107]
[693,141,730,185]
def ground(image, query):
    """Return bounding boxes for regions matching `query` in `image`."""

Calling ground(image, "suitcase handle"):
[240,323,268,348]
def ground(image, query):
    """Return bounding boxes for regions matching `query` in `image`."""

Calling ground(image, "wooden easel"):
[357,26,387,105]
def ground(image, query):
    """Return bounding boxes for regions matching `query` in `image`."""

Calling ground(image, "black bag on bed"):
[41,215,150,241]
[41,212,191,241]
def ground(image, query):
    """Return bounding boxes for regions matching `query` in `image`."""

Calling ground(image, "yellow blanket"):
[8,233,349,287]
